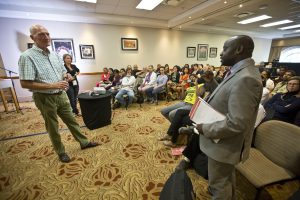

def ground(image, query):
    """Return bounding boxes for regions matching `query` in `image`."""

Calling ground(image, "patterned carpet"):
[0,101,298,199]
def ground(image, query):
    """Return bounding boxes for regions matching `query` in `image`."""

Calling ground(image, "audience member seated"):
[113,68,136,109]
[138,65,157,101]
[106,69,122,95]
[176,66,190,99]
[261,70,275,104]
[97,67,110,86]
[166,65,180,100]
[190,64,201,75]
[198,64,204,75]
[161,70,217,122]
[133,67,147,94]
[108,68,114,82]
[119,68,126,79]
[270,70,296,97]
[145,67,168,104]
[164,64,170,78]
[263,76,300,126]
[159,71,218,147]
[132,64,139,78]
[215,66,226,83]
[274,66,287,84]
[155,64,162,74]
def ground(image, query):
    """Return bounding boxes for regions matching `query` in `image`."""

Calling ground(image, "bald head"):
[29,24,50,51]
[220,35,254,66]
[30,24,47,36]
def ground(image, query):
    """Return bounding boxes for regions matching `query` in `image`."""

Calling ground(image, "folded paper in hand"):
[189,97,225,143]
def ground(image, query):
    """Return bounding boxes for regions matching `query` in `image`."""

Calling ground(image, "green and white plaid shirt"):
[18,44,67,94]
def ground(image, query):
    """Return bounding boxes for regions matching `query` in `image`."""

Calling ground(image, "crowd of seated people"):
[93,63,299,127]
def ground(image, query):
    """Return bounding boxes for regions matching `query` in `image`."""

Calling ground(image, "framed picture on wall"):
[209,47,218,58]
[51,38,76,62]
[79,45,95,59]
[187,47,196,58]
[121,38,138,50]
[197,44,208,61]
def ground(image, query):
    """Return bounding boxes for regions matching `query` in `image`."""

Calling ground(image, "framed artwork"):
[27,43,34,49]
[121,38,138,50]
[209,47,218,58]
[51,38,75,62]
[187,47,196,58]
[79,45,95,59]
[197,44,208,61]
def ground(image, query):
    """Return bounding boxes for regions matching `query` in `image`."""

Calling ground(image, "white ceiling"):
[0,0,300,39]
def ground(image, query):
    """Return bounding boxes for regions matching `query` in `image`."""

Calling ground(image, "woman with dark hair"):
[167,65,180,100]
[176,66,190,99]
[63,54,80,116]
[164,64,170,77]
[263,76,300,125]
[108,68,114,82]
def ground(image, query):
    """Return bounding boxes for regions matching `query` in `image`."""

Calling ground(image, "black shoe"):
[175,160,190,171]
[112,101,120,110]
[178,126,194,135]
[59,153,71,163]
[81,142,99,150]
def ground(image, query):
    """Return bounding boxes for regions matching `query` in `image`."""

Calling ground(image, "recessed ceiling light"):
[238,15,272,24]
[202,18,205,21]
[189,16,192,19]
[75,0,97,3]
[260,20,293,27]
[224,1,227,4]
[279,24,300,30]
[136,0,163,10]
[239,4,243,8]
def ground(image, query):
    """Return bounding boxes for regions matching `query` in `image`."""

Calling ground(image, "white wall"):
[0,17,272,101]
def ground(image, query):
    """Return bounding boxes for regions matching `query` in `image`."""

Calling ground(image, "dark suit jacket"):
[200,58,263,165]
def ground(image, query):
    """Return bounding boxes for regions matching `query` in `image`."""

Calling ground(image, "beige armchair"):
[236,120,300,199]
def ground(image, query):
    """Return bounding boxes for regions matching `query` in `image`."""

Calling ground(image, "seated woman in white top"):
[261,70,275,104]
[145,67,168,104]
[114,68,136,109]
[138,65,157,95]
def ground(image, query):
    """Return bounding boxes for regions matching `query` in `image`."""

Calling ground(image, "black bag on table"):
[160,169,196,200]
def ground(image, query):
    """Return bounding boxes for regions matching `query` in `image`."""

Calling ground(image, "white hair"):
[29,24,45,35]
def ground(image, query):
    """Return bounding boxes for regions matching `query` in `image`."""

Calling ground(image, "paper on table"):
[189,97,226,143]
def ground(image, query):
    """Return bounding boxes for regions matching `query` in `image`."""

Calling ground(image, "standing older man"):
[18,25,98,163]
[195,35,262,199]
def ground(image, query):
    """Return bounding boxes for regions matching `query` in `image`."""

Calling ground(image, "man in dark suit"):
[195,35,263,199]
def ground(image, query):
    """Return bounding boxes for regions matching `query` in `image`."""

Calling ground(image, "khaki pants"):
[33,92,89,155]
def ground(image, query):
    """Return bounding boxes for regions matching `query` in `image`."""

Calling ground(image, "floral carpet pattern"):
[0,101,298,199]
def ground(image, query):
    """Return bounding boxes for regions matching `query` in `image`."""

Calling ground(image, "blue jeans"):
[115,88,135,106]
[66,85,79,114]
[160,101,192,122]
[145,86,165,100]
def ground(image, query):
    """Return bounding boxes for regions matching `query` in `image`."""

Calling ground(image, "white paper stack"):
[189,97,225,143]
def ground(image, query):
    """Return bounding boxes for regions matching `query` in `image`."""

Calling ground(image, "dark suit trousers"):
[182,133,201,163]
[66,85,79,114]
[166,109,193,143]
